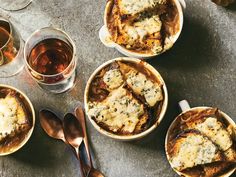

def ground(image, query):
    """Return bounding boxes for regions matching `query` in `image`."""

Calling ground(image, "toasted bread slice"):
[117,0,167,15]
[178,108,236,161]
[103,69,124,91]
[224,146,236,161]
[134,112,149,133]
[87,87,146,134]
[118,62,163,107]
[0,93,29,142]
[183,109,236,163]
[187,117,233,151]
[203,161,236,177]
[170,130,224,171]
[180,161,236,177]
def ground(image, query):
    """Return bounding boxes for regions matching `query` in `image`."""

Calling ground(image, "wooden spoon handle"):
[75,107,93,167]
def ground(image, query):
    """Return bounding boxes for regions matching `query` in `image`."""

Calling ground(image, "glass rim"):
[0,16,13,50]
[24,27,77,77]
[0,0,33,11]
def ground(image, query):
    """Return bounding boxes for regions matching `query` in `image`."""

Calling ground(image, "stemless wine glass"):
[0,0,32,11]
[0,16,24,77]
[24,27,77,94]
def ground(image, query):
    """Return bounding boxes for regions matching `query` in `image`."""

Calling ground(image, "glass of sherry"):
[24,27,77,93]
[0,16,24,77]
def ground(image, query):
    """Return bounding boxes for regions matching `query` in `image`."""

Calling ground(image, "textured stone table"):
[0,0,235,177]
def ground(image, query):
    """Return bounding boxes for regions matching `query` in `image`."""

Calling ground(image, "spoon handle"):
[75,107,93,167]
[75,148,86,177]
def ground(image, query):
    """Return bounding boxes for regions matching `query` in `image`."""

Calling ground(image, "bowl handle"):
[178,100,191,112]
[178,0,186,10]
[99,25,116,48]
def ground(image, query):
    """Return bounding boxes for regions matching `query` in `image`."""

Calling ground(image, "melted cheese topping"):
[122,16,163,53]
[88,87,144,133]
[0,95,27,141]
[134,15,162,35]
[126,71,163,106]
[124,26,139,43]
[108,0,180,54]
[119,0,167,15]
[103,69,124,90]
[195,118,232,151]
[171,134,217,171]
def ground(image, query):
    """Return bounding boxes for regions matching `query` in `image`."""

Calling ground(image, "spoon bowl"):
[39,110,102,177]
[63,113,85,177]
[39,109,65,141]
[63,113,84,148]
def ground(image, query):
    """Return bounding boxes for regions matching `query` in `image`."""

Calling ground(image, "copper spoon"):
[63,113,86,177]
[39,110,90,177]
[39,109,66,142]
[75,107,105,177]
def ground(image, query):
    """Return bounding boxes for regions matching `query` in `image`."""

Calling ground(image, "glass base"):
[0,0,32,11]
[37,71,76,94]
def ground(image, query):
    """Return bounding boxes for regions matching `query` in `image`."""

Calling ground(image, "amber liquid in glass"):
[28,38,73,75]
[0,22,10,48]
[0,20,16,65]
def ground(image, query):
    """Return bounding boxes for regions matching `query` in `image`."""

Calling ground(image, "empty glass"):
[0,16,24,77]
[24,27,77,94]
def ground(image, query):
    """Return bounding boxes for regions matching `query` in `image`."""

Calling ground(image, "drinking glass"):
[0,16,24,77]
[24,27,77,94]
[0,0,32,11]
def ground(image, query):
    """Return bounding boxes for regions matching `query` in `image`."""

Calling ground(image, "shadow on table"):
[125,16,221,151]
[227,2,236,11]
[150,19,221,71]
[9,113,65,168]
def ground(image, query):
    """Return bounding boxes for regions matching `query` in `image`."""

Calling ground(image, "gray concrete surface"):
[0,0,235,176]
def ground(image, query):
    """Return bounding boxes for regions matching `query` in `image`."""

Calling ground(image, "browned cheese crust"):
[167,108,236,177]
[0,88,33,154]
[87,61,164,135]
[106,0,180,54]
